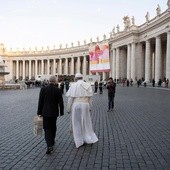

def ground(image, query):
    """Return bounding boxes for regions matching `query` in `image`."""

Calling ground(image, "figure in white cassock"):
[66,73,98,148]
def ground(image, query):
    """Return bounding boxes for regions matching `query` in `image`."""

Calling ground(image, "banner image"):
[89,43,110,72]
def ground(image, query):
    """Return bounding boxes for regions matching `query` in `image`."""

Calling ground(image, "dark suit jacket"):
[37,83,64,117]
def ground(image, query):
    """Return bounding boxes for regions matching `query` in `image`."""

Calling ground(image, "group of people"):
[36,74,117,154]
[59,79,70,94]
[122,78,133,87]
[94,80,104,94]
[157,78,169,88]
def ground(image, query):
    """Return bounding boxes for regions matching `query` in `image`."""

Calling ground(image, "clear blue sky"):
[0,0,168,50]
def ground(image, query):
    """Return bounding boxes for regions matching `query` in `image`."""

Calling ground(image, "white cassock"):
[66,80,98,148]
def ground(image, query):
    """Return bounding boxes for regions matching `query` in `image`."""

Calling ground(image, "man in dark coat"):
[107,77,116,112]
[37,75,64,154]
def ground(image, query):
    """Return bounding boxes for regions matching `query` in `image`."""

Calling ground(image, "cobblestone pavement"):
[0,85,170,170]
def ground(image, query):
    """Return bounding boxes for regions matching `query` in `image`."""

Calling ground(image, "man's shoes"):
[108,108,114,112]
[46,146,53,154]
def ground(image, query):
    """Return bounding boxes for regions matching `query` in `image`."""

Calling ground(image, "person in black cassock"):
[37,75,64,154]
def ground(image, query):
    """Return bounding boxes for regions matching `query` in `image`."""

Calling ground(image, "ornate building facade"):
[1,1,170,83]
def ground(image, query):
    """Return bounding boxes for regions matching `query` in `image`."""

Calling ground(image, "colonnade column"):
[131,42,136,81]
[59,59,62,75]
[29,60,31,79]
[83,56,87,75]
[47,59,50,75]
[35,60,37,77]
[112,48,116,80]
[145,40,151,82]
[41,60,44,75]
[155,36,162,82]
[77,57,80,73]
[137,43,144,79]
[19,61,22,79]
[16,60,19,79]
[116,48,120,80]
[166,31,170,79]
[23,60,25,80]
[53,59,56,75]
[71,58,74,75]
[127,44,131,80]
[65,58,68,75]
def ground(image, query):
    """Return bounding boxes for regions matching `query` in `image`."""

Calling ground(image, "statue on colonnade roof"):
[103,34,106,40]
[84,40,86,45]
[145,12,150,23]
[131,16,135,25]
[109,32,112,38]
[156,4,161,16]
[112,27,115,34]
[167,0,170,8]
[123,16,131,30]
[116,24,120,33]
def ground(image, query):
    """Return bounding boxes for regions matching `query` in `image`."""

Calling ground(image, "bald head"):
[49,76,57,84]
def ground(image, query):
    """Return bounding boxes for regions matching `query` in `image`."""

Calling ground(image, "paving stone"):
[0,86,170,169]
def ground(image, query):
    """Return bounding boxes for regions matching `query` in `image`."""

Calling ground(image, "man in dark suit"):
[37,75,64,154]
[107,77,116,112]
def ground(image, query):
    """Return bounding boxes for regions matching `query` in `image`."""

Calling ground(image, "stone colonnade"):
[12,55,107,80]
[6,30,170,83]
[111,31,170,83]
[12,56,87,80]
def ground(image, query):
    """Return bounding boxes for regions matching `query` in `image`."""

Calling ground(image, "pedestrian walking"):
[94,80,98,94]
[130,78,133,86]
[152,79,155,87]
[37,75,64,154]
[66,73,98,148]
[60,81,64,94]
[107,77,116,112]
[165,79,169,88]
[99,81,103,94]
[65,79,70,92]
[126,79,129,87]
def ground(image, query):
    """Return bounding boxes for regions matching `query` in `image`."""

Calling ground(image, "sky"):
[0,0,168,51]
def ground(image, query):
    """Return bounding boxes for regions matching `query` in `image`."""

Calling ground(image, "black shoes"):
[46,146,53,154]
[107,108,114,112]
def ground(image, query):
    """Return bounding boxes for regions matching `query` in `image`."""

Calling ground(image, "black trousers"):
[99,87,103,94]
[108,93,115,110]
[43,116,57,147]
